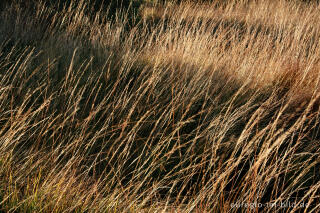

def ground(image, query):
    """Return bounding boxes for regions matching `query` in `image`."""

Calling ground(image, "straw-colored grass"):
[1,0,320,212]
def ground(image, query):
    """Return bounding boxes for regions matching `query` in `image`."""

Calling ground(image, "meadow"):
[1,0,320,212]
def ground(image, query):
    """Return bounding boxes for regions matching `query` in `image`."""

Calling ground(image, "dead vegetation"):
[0,0,320,212]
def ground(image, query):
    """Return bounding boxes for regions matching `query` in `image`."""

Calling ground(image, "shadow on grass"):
[1,1,320,210]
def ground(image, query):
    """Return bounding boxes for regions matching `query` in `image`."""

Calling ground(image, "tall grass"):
[1,0,320,212]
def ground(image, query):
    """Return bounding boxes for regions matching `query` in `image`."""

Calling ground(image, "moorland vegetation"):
[1,0,320,212]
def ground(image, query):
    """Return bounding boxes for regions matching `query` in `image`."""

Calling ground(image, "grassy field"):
[1,0,320,212]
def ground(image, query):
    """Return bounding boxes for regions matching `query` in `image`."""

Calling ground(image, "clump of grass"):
[1,0,320,212]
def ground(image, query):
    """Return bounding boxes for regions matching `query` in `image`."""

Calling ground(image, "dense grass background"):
[1,0,320,212]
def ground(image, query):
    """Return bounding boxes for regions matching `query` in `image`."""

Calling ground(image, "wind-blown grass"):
[0,0,320,212]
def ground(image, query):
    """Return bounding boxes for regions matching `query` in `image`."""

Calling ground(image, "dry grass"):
[1,0,320,212]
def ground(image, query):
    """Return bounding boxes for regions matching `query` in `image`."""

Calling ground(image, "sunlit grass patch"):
[1,0,320,212]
